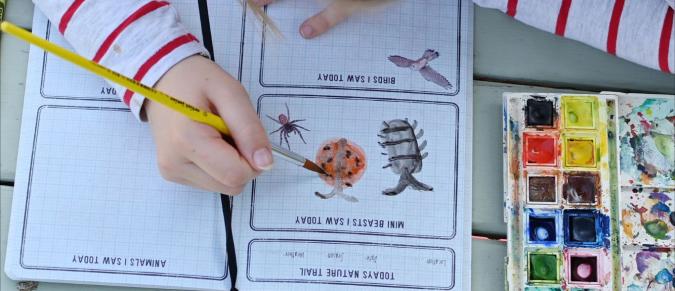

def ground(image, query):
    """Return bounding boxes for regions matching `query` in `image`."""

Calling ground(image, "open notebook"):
[4,1,473,290]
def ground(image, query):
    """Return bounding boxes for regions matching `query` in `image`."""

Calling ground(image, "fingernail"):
[253,148,274,170]
[300,25,314,38]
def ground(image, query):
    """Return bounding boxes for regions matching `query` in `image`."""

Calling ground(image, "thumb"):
[207,77,273,171]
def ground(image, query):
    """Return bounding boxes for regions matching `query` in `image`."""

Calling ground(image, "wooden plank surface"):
[3,0,33,29]
[0,0,32,182]
[474,6,675,94]
[0,186,13,291]
[470,239,507,291]
[0,35,29,182]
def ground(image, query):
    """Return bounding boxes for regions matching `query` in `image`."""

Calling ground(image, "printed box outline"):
[258,1,464,96]
[249,94,460,240]
[19,105,228,280]
[246,239,456,290]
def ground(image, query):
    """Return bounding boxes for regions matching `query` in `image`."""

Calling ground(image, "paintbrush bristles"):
[242,0,283,38]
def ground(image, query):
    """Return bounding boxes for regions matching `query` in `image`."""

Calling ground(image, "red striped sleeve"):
[122,34,199,105]
[506,0,518,17]
[93,1,170,63]
[59,0,86,34]
[658,8,674,73]
[555,0,572,36]
[607,0,625,55]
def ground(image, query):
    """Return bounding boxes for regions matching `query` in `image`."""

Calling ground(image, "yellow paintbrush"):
[0,21,326,175]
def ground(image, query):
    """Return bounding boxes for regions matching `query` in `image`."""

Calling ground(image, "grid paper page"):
[251,96,458,239]
[258,0,461,96]
[4,1,244,290]
[207,0,246,79]
[233,1,473,290]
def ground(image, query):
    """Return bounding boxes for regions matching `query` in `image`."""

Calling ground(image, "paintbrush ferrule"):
[270,144,306,167]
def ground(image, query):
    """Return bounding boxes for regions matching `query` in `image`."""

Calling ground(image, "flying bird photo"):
[388,49,452,90]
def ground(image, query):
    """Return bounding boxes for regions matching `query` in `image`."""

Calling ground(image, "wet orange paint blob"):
[315,138,367,187]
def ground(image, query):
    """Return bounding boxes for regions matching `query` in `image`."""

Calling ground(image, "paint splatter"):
[619,97,675,187]
[622,249,675,290]
[621,188,674,246]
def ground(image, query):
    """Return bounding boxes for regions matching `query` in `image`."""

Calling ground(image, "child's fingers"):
[300,1,354,39]
[206,80,274,171]
[251,0,275,6]
[188,133,258,190]
[181,162,246,195]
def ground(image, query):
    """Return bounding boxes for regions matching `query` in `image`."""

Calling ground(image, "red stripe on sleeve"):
[59,0,86,34]
[658,8,674,73]
[607,0,625,55]
[555,0,573,36]
[93,1,170,63]
[506,0,518,17]
[122,34,199,105]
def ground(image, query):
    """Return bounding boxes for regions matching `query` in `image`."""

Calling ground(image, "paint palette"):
[616,94,674,290]
[504,94,616,290]
[504,93,675,291]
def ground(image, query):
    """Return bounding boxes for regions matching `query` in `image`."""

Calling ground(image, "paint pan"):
[569,256,597,283]
[563,210,603,247]
[563,172,599,205]
[563,135,597,168]
[524,133,558,167]
[528,175,558,204]
[562,97,596,129]
[527,250,561,284]
[504,93,619,291]
[564,249,607,287]
[526,209,561,245]
[526,98,555,128]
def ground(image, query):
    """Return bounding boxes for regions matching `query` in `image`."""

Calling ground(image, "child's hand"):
[144,55,273,195]
[253,0,367,39]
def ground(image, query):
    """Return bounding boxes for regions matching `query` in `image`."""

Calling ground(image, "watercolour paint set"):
[503,93,674,291]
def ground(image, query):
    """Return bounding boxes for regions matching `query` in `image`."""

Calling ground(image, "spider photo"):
[266,103,310,150]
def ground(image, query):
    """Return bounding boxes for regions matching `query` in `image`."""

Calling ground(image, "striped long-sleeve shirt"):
[33,0,674,121]
[474,0,675,74]
[33,0,209,119]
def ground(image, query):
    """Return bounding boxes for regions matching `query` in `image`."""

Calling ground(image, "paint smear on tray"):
[621,248,675,290]
[620,187,675,247]
[618,98,675,188]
